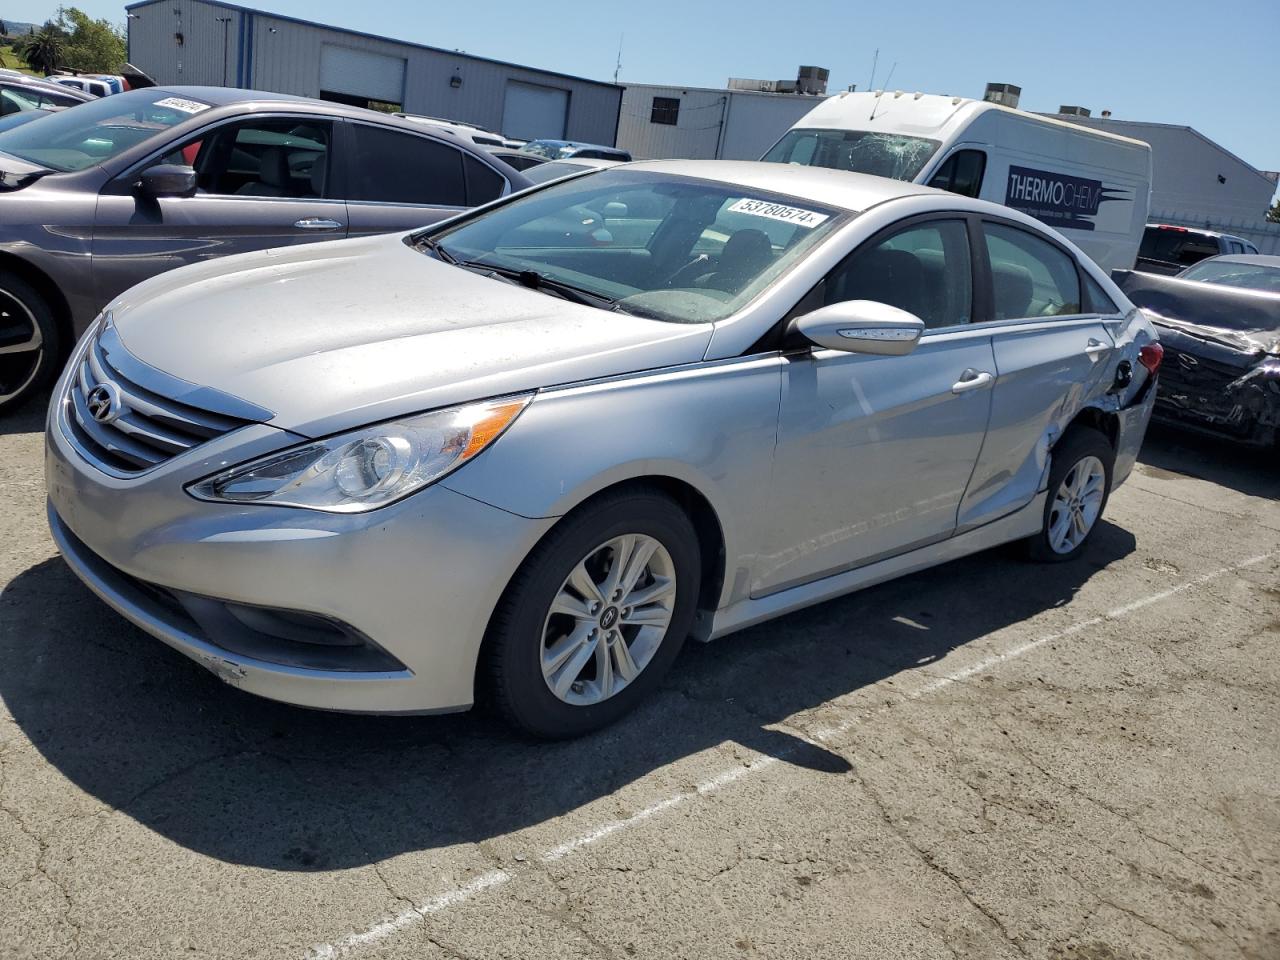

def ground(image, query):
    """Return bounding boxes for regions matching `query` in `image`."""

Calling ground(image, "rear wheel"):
[0,272,60,415]
[1025,426,1114,563]
[484,489,701,739]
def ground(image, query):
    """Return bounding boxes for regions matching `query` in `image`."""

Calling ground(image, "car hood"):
[108,234,715,436]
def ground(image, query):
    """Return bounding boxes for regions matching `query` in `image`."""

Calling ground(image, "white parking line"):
[305,551,1275,959]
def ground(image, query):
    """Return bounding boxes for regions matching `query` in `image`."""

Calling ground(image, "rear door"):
[91,115,346,307]
[756,215,997,596]
[959,218,1117,530]
[337,121,510,237]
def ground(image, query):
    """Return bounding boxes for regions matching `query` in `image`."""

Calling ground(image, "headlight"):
[188,395,531,512]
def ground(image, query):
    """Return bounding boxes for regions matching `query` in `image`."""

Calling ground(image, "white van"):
[763,91,1152,273]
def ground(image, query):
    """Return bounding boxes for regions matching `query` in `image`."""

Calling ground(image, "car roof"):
[113,86,526,150]
[0,74,96,100]
[1195,254,1280,268]
[618,159,941,213]
[1147,223,1243,241]
[545,157,621,169]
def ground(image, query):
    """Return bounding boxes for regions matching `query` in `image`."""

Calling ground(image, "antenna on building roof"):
[613,34,624,84]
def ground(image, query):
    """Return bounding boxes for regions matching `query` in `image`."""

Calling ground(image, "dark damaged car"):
[1114,255,1280,448]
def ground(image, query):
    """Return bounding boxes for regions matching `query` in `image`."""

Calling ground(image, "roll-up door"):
[319,45,405,104]
[502,81,569,141]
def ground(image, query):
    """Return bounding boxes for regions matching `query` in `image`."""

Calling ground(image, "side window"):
[155,119,332,198]
[463,155,506,205]
[926,150,987,198]
[825,219,972,329]
[346,125,466,206]
[1227,240,1245,254]
[1082,274,1119,315]
[983,222,1081,320]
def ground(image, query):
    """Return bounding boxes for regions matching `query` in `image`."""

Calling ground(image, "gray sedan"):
[45,161,1160,738]
[0,86,530,412]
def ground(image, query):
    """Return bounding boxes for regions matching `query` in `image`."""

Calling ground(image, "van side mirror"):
[136,164,197,199]
[789,300,925,356]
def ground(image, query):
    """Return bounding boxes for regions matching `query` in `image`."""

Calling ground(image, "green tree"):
[57,7,125,74]
[16,25,63,74]
[1268,197,1280,224]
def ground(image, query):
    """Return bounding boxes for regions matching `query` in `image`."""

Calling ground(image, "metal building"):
[124,0,623,144]
[616,81,823,161]
[1044,113,1275,229]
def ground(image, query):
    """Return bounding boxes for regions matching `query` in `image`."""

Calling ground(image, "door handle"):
[1085,338,1111,359]
[951,369,994,394]
[293,218,344,230]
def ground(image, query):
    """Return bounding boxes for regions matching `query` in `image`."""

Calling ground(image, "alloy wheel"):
[1048,455,1106,554]
[0,288,44,407]
[540,533,677,706]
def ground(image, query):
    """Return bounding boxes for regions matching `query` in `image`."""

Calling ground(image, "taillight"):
[1138,342,1164,374]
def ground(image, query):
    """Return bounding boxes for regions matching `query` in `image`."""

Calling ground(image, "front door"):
[91,116,347,309]
[755,217,995,596]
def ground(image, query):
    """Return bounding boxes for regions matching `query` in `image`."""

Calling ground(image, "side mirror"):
[136,163,197,199]
[789,300,925,356]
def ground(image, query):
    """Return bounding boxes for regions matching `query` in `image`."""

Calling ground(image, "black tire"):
[0,271,61,416]
[484,487,702,739]
[1025,426,1115,563]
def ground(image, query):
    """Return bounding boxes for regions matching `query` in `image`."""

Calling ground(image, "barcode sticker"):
[154,96,211,114]
[726,198,829,228]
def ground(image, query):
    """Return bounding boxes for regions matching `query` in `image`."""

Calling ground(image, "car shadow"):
[0,522,1135,871]
[1137,422,1277,499]
[0,388,52,436]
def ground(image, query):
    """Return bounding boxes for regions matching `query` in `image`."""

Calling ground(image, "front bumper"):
[45,386,555,714]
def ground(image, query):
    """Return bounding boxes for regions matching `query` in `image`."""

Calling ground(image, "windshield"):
[0,89,208,171]
[763,128,940,181]
[520,140,569,159]
[429,170,842,324]
[1139,228,1219,267]
[1179,259,1280,293]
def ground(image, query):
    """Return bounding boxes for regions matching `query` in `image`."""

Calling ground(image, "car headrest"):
[991,260,1034,320]
[257,147,290,188]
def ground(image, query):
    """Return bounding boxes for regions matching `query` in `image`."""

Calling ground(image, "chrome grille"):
[64,322,262,474]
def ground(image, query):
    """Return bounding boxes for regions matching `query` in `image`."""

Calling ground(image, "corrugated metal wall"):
[126,0,622,145]
[127,0,248,88]
[617,84,820,160]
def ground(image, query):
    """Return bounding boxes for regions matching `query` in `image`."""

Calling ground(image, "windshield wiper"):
[454,258,620,311]
[410,234,457,264]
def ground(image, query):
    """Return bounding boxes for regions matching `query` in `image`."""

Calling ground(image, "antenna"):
[868,48,878,92]
[868,61,897,120]
[613,34,624,84]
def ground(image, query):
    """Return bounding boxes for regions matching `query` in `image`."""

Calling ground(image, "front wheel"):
[484,489,702,739]
[0,272,61,416]
[1025,426,1115,563]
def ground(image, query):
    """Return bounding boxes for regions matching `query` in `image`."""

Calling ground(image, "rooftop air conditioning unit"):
[983,82,1021,109]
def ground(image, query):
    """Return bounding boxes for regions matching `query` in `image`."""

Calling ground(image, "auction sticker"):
[727,198,829,228]
[154,96,211,114]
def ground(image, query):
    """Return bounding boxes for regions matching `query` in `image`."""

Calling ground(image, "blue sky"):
[8,0,1278,178]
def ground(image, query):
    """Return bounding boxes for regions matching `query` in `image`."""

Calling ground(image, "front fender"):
[440,355,785,609]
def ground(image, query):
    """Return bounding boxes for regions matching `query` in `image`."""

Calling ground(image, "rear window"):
[1178,259,1280,293]
[763,128,940,182]
[1139,228,1220,267]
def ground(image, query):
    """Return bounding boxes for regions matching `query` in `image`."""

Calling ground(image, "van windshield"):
[763,128,939,182]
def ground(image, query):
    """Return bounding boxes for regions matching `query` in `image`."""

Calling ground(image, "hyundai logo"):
[85,383,123,424]
[1177,352,1199,370]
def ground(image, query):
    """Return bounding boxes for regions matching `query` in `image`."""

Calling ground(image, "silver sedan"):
[45,160,1161,737]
